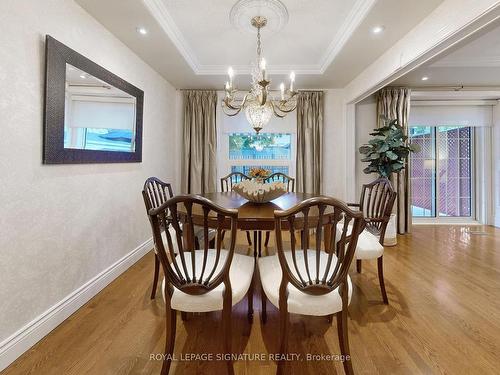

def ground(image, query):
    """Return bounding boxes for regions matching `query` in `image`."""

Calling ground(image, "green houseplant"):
[359,116,420,177]
[359,116,420,246]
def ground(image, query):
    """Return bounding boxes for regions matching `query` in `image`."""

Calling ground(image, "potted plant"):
[359,116,420,177]
[359,116,420,244]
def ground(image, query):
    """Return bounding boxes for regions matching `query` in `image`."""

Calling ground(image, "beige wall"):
[0,0,179,355]
[322,89,348,199]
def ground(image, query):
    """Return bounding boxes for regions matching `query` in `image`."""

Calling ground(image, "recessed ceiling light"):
[79,74,86,79]
[137,27,148,35]
[421,76,429,81]
[372,25,385,34]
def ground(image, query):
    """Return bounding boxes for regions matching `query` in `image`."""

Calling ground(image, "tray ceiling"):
[76,0,443,88]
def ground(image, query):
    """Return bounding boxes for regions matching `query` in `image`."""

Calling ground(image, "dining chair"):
[142,177,215,299]
[147,195,255,375]
[263,172,295,247]
[347,177,396,304]
[264,172,295,192]
[220,172,253,246]
[259,197,365,375]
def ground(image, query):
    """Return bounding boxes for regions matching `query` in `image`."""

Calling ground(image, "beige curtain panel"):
[296,91,324,195]
[377,87,412,234]
[181,90,217,194]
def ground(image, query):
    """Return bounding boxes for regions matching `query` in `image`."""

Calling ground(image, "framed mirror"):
[44,35,144,163]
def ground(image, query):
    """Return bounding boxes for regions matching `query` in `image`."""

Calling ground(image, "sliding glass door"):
[409,126,474,219]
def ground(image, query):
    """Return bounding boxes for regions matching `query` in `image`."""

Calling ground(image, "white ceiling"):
[393,19,500,88]
[76,0,443,89]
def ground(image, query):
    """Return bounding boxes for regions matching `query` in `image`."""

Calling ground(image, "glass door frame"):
[411,126,477,224]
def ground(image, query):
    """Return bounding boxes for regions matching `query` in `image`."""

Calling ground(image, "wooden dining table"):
[196,191,328,256]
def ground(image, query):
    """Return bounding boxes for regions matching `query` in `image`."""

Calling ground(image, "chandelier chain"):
[256,25,262,60]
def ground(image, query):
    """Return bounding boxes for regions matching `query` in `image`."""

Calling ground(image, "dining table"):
[193,191,331,257]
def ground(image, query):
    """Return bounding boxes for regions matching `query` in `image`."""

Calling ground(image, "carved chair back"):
[142,177,174,212]
[358,177,397,239]
[264,172,295,192]
[220,172,250,192]
[274,197,365,297]
[147,195,238,296]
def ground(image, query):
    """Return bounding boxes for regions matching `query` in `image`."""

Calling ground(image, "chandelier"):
[222,16,297,133]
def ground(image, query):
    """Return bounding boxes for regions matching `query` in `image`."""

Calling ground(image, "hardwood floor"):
[2,225,500,375]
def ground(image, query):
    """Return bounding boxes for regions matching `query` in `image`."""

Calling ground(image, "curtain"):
[181,90,217,194]
[296,91,323,194]
[377,87,412,234]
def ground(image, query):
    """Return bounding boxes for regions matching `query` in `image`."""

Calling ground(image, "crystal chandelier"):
[222,16,297,133]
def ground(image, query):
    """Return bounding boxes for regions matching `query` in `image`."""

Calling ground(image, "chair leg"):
[264,231,270,247]
[160,308,177,375]
[246,231,252,246]
[261,284,267,324]
[277,307,289,375]
[181,311,188,321]
[247,271,254,324]
[356,259,362,273]
[336,307,354,375]
[151,253,160,300]
[377,256,389,304]
[327,314,334,323]
[222,297,234,375]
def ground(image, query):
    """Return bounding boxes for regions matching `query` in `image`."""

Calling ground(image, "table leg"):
[253,231,258,258]
[258,231,262,258]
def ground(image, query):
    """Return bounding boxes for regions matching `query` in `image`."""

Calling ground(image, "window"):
[217,92,296,187]
[226,133,294,176]
[409,126,473,218]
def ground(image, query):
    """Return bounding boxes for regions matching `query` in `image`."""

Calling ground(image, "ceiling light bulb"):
[137,27,148,35]
[372,26,384,34]
[421,76,429,81]
[79,74,86,79]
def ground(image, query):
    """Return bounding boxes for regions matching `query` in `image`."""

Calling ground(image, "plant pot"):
[384,213,397,246]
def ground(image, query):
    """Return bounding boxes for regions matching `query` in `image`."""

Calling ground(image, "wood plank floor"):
[2,225,500,375]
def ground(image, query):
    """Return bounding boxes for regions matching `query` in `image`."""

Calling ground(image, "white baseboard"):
[0,238,153,372]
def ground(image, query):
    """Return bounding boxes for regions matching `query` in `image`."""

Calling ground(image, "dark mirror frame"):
[43,35,144,164]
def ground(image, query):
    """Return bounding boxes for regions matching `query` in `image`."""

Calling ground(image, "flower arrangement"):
[249,167,271,181]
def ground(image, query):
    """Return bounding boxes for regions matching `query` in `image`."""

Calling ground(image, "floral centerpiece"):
[249,167,270,183]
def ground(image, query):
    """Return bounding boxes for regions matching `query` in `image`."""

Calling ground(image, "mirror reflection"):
[64,64,136,152]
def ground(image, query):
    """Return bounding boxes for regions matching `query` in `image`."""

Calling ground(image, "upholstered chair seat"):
[162,249,254,312]
[259,250,352,316]
[336,224,384,260]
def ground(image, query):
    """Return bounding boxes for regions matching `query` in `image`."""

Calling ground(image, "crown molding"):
[318,0,377,74]
[144,0,375,76]
[142,0,200,72]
